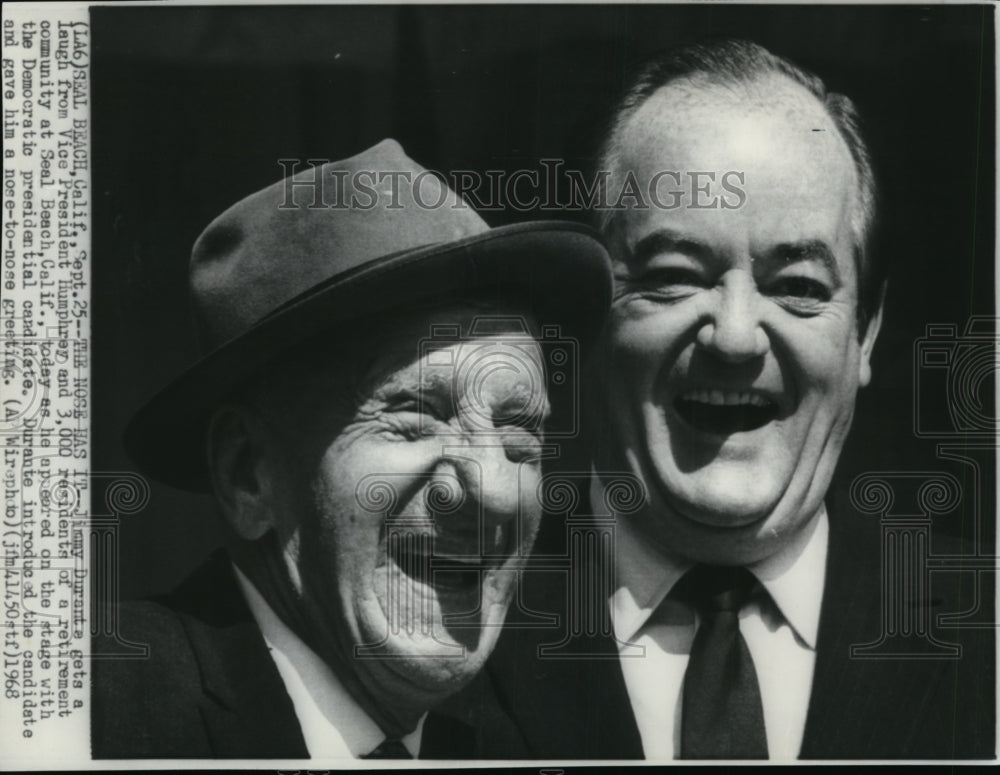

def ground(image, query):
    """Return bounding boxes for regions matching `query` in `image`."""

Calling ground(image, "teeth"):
[425,524,508,559]
[681,389,771,407]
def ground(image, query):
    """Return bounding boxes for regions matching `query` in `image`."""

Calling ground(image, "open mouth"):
[389,524,512,592]
[674,389,780,434]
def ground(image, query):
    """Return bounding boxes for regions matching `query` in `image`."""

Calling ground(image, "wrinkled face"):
[600,75,880,565]
[261,307,548,716]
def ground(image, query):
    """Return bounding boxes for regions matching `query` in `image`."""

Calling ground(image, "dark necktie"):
[362,738,413,759]
[676,564,768,759]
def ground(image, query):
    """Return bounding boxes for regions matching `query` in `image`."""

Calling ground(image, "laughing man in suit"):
[479,39,994,760]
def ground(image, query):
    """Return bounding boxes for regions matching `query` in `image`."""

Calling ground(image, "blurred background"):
[90,4,995,598]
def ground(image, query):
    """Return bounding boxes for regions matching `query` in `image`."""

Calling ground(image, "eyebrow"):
[757,240,843,288]
[632,230,842,280]
[375,365,452,398]
[631,229,714,268]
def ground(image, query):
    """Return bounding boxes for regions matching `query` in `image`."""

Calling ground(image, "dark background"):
[90,4,995,599]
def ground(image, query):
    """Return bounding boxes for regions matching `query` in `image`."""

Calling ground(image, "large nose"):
[437,443,533,530]
[696,270,770,362]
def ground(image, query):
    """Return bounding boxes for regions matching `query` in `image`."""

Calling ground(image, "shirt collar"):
[233,565,424,758]
[748,504,828,649]
[597,474,689,644]
[600,473,828,650]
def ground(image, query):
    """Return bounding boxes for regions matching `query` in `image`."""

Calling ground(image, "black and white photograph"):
[0,1,995,768]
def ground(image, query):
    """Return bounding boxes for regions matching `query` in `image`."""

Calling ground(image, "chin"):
[672,495,821,566]
[661,464,782,528]
[388,637,481,684]
[355,613,469,700]
[680,491,777,529]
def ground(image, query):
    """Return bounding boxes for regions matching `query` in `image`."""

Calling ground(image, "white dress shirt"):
[233,567,425,759]
[599,478,829,760]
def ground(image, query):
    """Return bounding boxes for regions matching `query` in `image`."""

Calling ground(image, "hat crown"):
[190,138,487,346]
[126,138,613,491]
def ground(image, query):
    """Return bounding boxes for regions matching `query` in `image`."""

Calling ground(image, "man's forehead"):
[613,73,858,255]
[379,332,542,381]
[620,74,852,174]
[630,73,837,135]
[359,310,542,390]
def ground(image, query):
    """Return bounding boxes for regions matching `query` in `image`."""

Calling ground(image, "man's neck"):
[225,534,423,738]
[607,485,829,649]
[232,563,426,757]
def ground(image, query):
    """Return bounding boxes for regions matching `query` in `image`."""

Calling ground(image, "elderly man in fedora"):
[91,139,612,759]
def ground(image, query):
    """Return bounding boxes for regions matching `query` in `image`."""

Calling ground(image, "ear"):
[858,282,886,388]
[206,404,278,541]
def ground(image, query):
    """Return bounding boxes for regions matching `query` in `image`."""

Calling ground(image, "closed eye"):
[380,395,451,439]
[768,276,832,302]
[493,409,546,434]
[625,267,711,300]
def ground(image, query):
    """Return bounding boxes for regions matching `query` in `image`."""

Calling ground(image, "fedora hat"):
[124,139,613,491]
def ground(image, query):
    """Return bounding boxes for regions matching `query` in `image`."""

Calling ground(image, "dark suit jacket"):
[469,491,996,760]
[91,551,472,759]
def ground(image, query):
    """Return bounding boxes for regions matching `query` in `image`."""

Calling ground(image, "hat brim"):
[124,221,612,491]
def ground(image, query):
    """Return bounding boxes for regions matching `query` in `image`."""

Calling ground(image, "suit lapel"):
[170,552,310,758]
[511,610,643,759]
[799,505,947,758]
[479,473,644,758]
[485,484,976,760]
